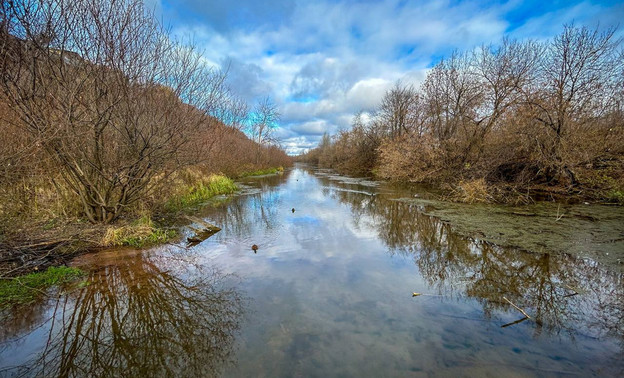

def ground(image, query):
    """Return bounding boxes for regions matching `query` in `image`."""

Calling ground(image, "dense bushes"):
[300,25,624,202]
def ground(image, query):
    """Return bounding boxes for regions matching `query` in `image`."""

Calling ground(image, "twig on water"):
[562,284,580,298]
[503,296,531,319]
[501,316,529,328]
[555,204,564,221]
[412,292,443,297]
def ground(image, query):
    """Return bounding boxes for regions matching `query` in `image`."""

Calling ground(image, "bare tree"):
[248,96,280,145]
[422,51,481,143]
[420,51,484,170]
[526,24,623,185]
[377,81,422,139]
[0,0,227,223]
[468,38,541,159]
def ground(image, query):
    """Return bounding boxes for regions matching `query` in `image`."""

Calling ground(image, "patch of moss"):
[0,266,85,307]
[605,189,624,204]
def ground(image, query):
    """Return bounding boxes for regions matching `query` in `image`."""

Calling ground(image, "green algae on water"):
[397,198,624,272]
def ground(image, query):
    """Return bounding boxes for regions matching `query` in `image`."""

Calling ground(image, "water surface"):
[1,164,622,377]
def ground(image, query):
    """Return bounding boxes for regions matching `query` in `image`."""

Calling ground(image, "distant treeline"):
[299,25,623,203]
[0,0,291,230]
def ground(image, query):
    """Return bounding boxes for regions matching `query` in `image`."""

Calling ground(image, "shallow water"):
[1,164,622,377]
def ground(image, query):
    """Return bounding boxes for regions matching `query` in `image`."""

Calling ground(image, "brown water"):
[1,164,622,377]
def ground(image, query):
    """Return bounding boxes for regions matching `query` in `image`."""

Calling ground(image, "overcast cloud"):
[149,0,624,154]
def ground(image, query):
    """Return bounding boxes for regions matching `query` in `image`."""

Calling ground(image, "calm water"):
[1,164,622,377]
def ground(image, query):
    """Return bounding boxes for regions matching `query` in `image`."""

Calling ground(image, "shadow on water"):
[0,249,245,377]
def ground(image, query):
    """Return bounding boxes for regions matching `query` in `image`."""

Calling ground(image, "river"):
[1,164,622,377]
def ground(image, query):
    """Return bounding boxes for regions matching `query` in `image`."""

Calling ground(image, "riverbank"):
[298,159,624,206]
[0,167,285,306]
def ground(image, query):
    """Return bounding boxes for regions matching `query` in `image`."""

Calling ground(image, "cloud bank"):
[154,0,624,154]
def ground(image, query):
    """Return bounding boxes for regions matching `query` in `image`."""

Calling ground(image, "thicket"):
[0,0,291,274]
[300,25,624,203]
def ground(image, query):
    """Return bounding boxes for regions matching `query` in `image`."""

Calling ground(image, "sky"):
[148,0,624,155]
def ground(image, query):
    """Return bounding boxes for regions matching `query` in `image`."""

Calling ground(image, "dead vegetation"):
[0,0,291,276]
[299,25,624,203]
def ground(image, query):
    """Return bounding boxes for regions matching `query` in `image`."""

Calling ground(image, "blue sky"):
[148,0,624,154]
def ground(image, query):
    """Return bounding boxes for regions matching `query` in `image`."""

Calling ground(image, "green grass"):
[121,227,177,247]
[165,174,237,211]
[237,166,284,178]
[605,189,624,204]
[0,266,85,307]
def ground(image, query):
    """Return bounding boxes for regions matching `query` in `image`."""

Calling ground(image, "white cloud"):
[345,78,393,111]
[161,0,624,154]
[291,121,331,136]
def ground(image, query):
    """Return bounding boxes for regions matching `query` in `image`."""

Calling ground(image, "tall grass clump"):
[102,215,176,248]
[165,171,237,212]
[452,179,494,204]
[237,166,284,178]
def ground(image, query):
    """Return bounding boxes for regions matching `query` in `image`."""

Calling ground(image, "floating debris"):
[184,215,222,247]
[562,284,581,298]
[187,236,203,244]
[501,316,529,328]
[503,296,531,319]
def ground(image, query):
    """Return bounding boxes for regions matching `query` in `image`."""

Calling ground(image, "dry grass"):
[101,215,177,248]
[453,179,495,204]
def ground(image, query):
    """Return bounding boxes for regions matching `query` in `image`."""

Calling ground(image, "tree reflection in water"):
[8,249,245,377]
[325,179,623,346]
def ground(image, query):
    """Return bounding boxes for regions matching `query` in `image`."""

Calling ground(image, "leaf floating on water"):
[412,292,421,297]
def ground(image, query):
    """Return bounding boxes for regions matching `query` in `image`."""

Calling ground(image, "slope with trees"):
[0,0,291,275]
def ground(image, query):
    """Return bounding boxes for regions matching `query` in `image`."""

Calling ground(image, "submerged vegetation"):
[299,25,623,204]
[0,266,85,306]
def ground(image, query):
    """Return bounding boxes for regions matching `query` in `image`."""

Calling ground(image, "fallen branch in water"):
[411,292,443,297]
[184,215,221,232]
[562,284,580,298]
[501,316,529,328]
[503,296,531,319]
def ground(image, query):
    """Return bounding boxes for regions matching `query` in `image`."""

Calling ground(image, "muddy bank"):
[398,198,624,272]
